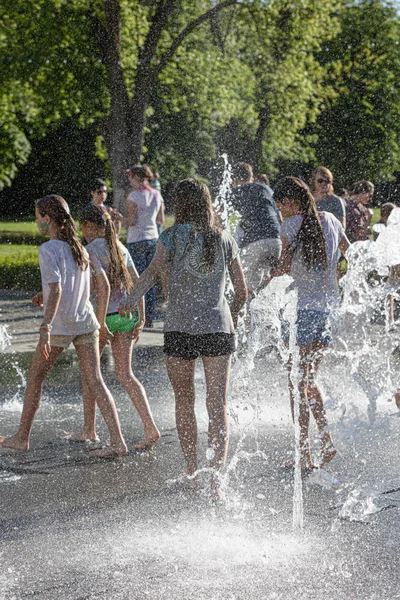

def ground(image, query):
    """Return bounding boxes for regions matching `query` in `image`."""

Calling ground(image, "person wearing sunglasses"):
[310,166,346,230]
[89,178,123,234]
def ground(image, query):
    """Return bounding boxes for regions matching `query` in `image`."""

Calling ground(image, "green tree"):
[313,0,400,185]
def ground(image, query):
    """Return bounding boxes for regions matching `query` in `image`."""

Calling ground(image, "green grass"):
[0,244,41,290]
[0,221,37,233]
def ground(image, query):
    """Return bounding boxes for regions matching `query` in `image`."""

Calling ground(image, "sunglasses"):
[95,189,107,194]
[317,178,330,184]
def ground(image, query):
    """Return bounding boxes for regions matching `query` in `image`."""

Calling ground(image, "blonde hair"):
[310,166,334,196]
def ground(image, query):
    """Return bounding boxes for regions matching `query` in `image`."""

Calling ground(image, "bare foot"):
[210,477,224,504]
[0,435,29,451]
[64,430,100,443]
[87,444,128,458]
[320,447,337,468]
[279,459,316,474]
[133,430,161,452]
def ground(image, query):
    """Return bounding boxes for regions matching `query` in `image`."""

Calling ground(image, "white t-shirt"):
[280,211,344,312]
[86,238,135,314]
[39,240,99,335]
[126,188,163,243]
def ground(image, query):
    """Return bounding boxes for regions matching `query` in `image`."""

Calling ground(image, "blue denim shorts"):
[282,309,332,346]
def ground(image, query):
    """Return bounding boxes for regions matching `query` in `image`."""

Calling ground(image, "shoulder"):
[281,215,303,238]
[39,239,66,256]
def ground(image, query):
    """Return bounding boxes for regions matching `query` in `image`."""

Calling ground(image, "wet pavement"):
[1,291,400,599]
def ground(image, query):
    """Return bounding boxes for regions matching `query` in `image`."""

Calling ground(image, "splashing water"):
[0,322,11,351]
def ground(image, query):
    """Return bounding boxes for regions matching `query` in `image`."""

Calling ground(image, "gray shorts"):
[50,329,99,349]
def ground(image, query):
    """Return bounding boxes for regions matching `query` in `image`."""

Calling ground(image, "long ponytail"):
[274,177,327,271]
[36,195,89,270]
[80,203,133,292]
[173,179,222,267]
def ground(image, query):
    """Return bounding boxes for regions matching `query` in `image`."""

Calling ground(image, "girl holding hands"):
[77,203,160,450]
[120,179,247,500]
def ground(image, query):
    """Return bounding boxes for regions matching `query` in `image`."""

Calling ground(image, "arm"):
[39,282,62,360]
[127,264,145,343]
[275,237,293,277]
[125,200,138,228]
[337,198,346,230]
[94,271,113,345]
[156,202,165,226]
[228,256,248,328]
[119,242,169,316]
[339,233,350,257]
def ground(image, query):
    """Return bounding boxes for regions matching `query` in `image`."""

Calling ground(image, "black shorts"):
[164,331,236,360]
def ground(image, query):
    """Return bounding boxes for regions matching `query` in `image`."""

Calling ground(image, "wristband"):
[40,323,53,331]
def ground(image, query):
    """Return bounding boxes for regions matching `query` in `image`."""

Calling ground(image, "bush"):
[0,245,41,290]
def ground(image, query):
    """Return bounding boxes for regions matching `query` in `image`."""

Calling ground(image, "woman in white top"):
[125,165,164,327]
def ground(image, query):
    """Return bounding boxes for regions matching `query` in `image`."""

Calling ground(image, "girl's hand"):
[119,301,133,318]
[99,323,113,346]
[39,329,51,360]
[131,320,145,344]
[32,292,44,307]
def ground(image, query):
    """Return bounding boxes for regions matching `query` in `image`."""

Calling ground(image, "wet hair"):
[274,177,327,271]
[127,164,153,183]
[79,203,133,293]
[90,178,107,192]
[310,166,334,197]
[142,164,155,181]
[348,180,374,197]
[173,179,222,267]
[36,195,89,270]
[232,162,253,183]
[336,188,348,200]
[255,174,270,186]
[381,202,396,221]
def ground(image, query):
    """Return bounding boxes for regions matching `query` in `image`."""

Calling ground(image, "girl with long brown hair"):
[273,177,350,471]
[77,203,160,450]
[0,195,127,456]
[119,179,247,501]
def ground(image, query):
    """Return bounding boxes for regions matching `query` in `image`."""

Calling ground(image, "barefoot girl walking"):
[119,179,247,499]
[0,195,127,456]
[273,177,349,470]
[77,203,160,450]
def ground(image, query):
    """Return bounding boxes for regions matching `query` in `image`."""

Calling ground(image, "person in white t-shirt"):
[0,195,127,457]
[125,165,164,328]
[274,177,350,472]
[76,203,160,451]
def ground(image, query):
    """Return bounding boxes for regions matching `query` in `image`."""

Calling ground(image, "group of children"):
[0,174,356,498]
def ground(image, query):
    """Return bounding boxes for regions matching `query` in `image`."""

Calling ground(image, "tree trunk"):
[247,104,271,173]
[99,0,133,212]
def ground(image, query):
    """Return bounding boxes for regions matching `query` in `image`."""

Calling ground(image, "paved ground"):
[0,290,164,353]
[1,290,400,599]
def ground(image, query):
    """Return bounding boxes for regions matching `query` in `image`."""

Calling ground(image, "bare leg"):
[112,331,160,450]
[306,341,336,466]
[287,349,314,470]
[0,344,64,450]
[166,356,197,475]
[75,342,127,456]
[202,354,231,501]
